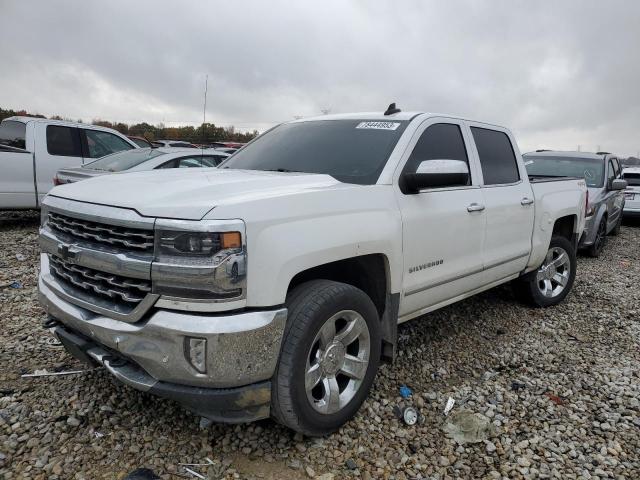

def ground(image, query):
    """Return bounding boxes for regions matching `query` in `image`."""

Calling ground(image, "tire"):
[271,280,381,436]
[587,217,607,257]
[513,235,576,308]
[610,214,622,236]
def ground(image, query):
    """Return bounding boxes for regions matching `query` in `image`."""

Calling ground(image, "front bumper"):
[39,274,287,422]
[578,216,597,247]
[623,205,640,217]
[52,324,273,423]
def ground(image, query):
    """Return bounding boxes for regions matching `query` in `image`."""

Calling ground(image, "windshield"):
[525,155,605,188]
[84,148,166,171]
[221,119,409,185]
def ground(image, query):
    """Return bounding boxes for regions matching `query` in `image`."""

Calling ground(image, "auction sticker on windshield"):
[356,121,401,130]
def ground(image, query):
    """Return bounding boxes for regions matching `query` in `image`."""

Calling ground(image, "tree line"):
[0,107,259,144]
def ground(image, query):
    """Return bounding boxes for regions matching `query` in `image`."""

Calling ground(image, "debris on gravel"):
[1,210,639,479]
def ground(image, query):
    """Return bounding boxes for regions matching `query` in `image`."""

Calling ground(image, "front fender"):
[245,209,402,307]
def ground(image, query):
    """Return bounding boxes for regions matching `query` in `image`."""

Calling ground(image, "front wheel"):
[513,235,576,308]
[610,213,622,236]
[271,280,381,436]
[587,217,607,257]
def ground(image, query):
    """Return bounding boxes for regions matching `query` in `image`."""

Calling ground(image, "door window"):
[83,129,133,159]
[611,158,621,178]
[471,127,520,185]
[46,126,82,157]
[607,160,616,186]
[403,123,469,186]
[0,121,27,150]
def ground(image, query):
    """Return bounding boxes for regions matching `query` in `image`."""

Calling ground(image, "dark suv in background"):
[524,151,627,257]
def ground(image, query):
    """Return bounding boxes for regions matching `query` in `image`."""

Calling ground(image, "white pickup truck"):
[38,107,587,435]
[0,116,137,209]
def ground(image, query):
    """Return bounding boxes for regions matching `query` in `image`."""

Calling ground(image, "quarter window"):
[403,123,469,185]
[83,129,133,159]
[0,121,27,150]
[471,127,520,185]
[46,126,82,157]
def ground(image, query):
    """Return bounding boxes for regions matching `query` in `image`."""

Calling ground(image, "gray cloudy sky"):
[1,1,639,155]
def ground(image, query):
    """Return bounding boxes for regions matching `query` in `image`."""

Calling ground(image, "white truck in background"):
[0,116,138,209]
[38,106,587,435]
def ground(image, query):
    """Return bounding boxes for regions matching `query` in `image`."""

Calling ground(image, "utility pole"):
[202,75,208,148]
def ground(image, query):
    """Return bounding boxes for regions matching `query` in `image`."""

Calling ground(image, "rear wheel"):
[271,280,381,436]
[588,217,607,257]
[513,235,576,307]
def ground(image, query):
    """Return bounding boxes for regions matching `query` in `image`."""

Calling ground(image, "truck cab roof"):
[524,150,618,161]
[3,116,128,134]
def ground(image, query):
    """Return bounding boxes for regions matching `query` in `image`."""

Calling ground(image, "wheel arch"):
[286,254,399,362]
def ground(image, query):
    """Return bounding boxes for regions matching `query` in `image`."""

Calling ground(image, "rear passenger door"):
[34,123,83,201]
[467,124,534,283]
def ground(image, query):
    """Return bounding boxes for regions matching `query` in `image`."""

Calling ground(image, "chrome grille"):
[49,255,151,304]
[48,212,154,252]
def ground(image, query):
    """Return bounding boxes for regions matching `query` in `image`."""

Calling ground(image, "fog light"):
[186,337,207,374]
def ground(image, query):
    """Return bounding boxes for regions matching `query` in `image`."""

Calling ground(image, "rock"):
[66,416,81,427]
[305,465,316,478]
[345,458,357,470]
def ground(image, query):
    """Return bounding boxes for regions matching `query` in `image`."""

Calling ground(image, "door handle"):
[521,197,534,206]
[467,203,485,212]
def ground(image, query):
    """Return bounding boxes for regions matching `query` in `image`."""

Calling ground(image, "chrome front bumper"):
[39,273,287,390]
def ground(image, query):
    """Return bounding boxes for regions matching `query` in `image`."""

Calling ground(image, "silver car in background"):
[524,151,627,257]
[54,147,229,184]
[622,167,640,218]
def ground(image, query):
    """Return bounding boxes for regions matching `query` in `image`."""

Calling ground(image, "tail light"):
[53,175,62,186]
[585,190,595,217]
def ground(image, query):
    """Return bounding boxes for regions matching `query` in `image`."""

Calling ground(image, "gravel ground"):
[1,210,639,480]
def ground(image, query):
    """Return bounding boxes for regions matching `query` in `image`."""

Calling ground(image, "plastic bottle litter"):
[399,385,412,398]
[444,396,455,416]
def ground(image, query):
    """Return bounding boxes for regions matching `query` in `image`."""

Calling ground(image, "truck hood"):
[49,168,345,219]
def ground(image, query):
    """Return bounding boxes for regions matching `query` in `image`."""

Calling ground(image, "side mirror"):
[402,159,469,193]
[610,179,628,190]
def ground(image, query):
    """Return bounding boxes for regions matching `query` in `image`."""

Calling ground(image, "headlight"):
[152,219,246,301]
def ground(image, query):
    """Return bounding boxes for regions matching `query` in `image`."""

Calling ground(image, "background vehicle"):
[39,108,586,436]
[127,136,153,148]
[0,116,137,209]
[622,167,640,218]
[154,139,197,148]
[54,148,229,184]
[215,147,240,154]
[524,151,627,257]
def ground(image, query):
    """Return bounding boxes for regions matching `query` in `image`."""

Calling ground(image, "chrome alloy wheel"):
[305,310,371,414]
[536,246,571,298]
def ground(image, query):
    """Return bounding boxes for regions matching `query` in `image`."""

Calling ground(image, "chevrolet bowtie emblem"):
[57,244,78,262]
